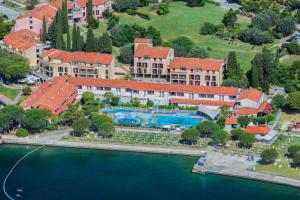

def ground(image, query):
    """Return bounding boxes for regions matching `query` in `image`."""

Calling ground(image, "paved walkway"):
[0,2,21,19]
[0,93,21,105]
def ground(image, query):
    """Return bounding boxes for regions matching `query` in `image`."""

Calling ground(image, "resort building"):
[133,38,174,79]
[50,0,112,24]
[169,57,224,86]
[21,76,78,115]
[0,29,46,67]
[69,77,240,110]
[132,38,225,86]
[38,49,115,79]
[14,3,57,35]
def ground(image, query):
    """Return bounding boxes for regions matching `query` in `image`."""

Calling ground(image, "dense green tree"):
[292,152,300,167]
[96,32,113,53]
[261,149,278,164]
[72,25,77,51]
[271,94,285,110]
[181,128,199,144]
[72,117,90,136]
[25,0,38,10]
[81,92,101,116]
[76,26,82,51]
[103,92,120,106]
[251,9,278,31]
[131,98,141,107]
[222,8,238,28]
[230,128,245,141]
[226,51,242,79]
[118,43,134,64]
[287,40,300,55]
[61,103,84,125]
[62,0,69,33]
[0,113,11,134]
[0,49,30,81]
[147,26,162,46]
[212,130,229,145]
[288,145,300,158]
[87,0,99,28]
[22,86,32,96]
[197,121,220,137]
[90,114,115,135]
[286,91,300,110]
[16,128,29,137]
[168,36,194,57]
[237,116,251,128]
[85,28,96,52]
[66,31,71,51]
[107,14,119,29]
[2,105,24,126]
[187,47,208,58]
[239,28,273,45]
[0,17,14,40]
[55,9,65,50]
[276,16,296,36]
[41,16,48,42]
[113,0,140,12]
[48,12,58,47]
[186,0,205,7]
[239,132,256,148]
[22,109,51,132]
[200,22,217,35]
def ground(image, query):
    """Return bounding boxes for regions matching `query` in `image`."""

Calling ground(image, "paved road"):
[0,0,22,19]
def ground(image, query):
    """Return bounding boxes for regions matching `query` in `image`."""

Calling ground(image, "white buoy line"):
[2,145,45,200]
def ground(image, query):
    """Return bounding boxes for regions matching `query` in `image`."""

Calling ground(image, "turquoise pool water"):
[101,108,203,128]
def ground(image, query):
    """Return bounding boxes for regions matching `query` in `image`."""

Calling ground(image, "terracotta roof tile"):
[134,44,171,59]
[257,101,272,113]
[41,49,113,65]
[237,88,263,103]
[245,126,270,135]
[50,0,74,9]
[69,77,239,96]
[134,38,150,43]
[21,76,77,115]
[76,0,107,8]
[225,117,238,124]
[170,57,224,71]
[20,3,57,22]
[233,108,258,115]
[170,98,235,107]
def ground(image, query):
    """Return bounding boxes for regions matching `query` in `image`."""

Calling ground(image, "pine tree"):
[55,9,64,49]
[41,16,48,42]
[62,0,69,34]
[76,26,82,51]
[85,28,95,52]
[96,32,112,53]
[67,31,71,51]
[72,25,77,51]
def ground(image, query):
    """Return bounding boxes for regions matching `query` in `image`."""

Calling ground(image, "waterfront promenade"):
[2,129,300,188]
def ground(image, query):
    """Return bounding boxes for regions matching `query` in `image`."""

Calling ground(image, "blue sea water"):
[0,144,299,200]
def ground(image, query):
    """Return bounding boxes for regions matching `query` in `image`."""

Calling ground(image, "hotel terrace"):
[132,38,224,86]
[38,49,115,79]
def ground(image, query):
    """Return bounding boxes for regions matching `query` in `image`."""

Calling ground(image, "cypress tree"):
[55,9,64,49]
[41,16,48,42]
[67,31,71,51]
[76,26,82,51]
[226,51,241,79]
[48,12,58,47]
[62,0,69,34]
[251,63,260,88]
[85,28,95,52]
[87,0,98,28]
[96,32,112,53]
[72,25,77,51]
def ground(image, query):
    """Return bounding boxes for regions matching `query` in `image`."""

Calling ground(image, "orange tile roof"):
[3,29,42,53]
[76,0,107,7]
[134,44,171,59]
[233,108,258,115]
[257,101,272,113]
[245,126,270,135]
[50,0,74,9]
[170,98,235,107]
[237,88,263,103]
[134,38,150,43]
[20,3,57,22]
[170,57,224,71]
[21,76,77,115]
[225,117,238,125]
[69,77,239,96]
[41,49,113,65]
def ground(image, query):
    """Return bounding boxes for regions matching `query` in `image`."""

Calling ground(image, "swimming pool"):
[101,108,204,128]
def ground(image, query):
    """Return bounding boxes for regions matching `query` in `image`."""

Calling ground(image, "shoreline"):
[2,137,300,189]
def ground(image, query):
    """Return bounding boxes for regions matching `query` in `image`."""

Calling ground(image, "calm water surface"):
[0,144,299,200]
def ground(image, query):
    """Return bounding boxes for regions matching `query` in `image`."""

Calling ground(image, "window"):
[152,63,157,68]
[147,91,154,95]
[177,93,184,97]
[96,10,99,15]
[158,63,163,68]
[199,94,206,98]
[65,67,68,72]
[104,87,111,91]
[58,67,64,72]
[83,12,85,17]
[126,88,131,92]
[142,63,148,67]
[169,92,176,96]
[137,62,141,67]
[30,26,33,29]
[133,90,139,94]
[207,94,214,98]
[205,76,210,81]
[211,82,216,86]
[212,76,216,81]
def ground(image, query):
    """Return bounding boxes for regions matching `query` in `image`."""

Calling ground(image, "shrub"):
[239,28,273,45]
[157,3,169,15]
[261,149,278,164]
[22,86,32,96]
[287,41,300,55]
[200,22,217,35]
[186,0,205,7]
[16,128,29,137]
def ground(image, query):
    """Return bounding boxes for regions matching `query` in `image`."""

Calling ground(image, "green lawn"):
[256,136,300,179]
[114,2,282,70]
[0,86,20,100]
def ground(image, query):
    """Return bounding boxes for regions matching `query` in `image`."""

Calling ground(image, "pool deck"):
[2,128,300,188]
[192,150,300,188]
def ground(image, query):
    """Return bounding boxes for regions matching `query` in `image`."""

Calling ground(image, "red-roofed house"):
[225,117,238,129]
[14,3,57,35]
[244,126,270,135]
[21,76,78,115]
[0,29,45,67]
[133,38,174,79]
[169,57,224,86]
[38,49,115,79]
[236,88,264,109]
